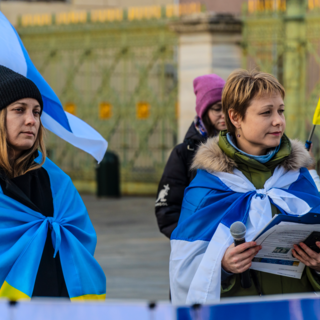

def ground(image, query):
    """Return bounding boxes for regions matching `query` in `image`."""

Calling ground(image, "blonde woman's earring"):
[237,133,241,138]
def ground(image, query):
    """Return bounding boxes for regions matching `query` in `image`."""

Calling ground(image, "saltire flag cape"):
[0,154,106,301]
[0,12,108,162]
[170,166,320,306]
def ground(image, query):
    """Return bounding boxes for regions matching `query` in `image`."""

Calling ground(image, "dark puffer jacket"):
[155,122,206,238]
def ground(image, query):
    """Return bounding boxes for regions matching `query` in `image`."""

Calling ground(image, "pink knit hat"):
[193,74,225,119]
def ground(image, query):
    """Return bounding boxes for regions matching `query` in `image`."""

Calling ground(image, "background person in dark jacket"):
[155,74,226,238]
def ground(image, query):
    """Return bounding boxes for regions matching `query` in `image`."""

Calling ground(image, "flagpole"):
[306,125,316,151]
[308,125,316,142]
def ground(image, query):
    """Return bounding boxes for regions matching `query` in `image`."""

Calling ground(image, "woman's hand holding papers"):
[292,242,320,271]
[222,242,262,274]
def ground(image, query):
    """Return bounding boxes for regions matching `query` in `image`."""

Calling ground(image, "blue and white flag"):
[170,166,320,306]
[0,12,108,162]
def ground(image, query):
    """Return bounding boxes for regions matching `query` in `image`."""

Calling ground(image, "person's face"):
[6,98,41,159]
[207,101,227,131]
[229,93,285,155]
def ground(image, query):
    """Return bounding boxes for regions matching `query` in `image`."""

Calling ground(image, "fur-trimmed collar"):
[191,137,313,173]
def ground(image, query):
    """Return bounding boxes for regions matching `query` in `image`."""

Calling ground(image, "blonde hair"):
[0,108,46,178]
[222,69,285,135]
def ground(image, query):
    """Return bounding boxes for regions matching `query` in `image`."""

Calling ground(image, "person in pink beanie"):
[194,74,227,137]
[155,74,227,238]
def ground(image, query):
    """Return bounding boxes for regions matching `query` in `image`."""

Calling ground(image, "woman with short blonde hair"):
[170,69,320,305]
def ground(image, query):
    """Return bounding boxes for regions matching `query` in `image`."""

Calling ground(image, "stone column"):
[170,13,242,142]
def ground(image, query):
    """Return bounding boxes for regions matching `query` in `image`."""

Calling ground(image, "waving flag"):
[0,12,108,162]
[170,167,320,306]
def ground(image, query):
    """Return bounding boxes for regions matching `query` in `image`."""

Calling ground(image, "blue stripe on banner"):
[176,297,320,320]
[11,26,72,132]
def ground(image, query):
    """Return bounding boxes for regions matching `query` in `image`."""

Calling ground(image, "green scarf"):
[218,130,292,189]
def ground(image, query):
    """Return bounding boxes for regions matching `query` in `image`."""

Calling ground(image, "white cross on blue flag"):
[0,12,108,162]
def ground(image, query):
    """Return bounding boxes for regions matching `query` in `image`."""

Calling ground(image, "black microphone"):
[230,221,252,289]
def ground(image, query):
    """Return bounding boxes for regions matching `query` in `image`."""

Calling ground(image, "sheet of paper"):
[250,223,320,278]
[251,258,305,278]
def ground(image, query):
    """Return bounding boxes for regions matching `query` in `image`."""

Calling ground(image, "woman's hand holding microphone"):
[222,242,261,274]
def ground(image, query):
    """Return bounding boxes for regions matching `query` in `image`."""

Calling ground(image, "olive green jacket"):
[191,130,320,297]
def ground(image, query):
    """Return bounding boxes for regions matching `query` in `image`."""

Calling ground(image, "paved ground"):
[82,195,170,301]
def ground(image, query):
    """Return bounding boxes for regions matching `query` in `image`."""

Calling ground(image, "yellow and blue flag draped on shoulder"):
[0,155,106,301]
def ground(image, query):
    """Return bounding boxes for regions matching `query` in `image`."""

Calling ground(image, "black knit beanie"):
[0,65,43,113]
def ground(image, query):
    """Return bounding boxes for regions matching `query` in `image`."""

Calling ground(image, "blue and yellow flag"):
[0,156,106,301]
[313,98,320,125]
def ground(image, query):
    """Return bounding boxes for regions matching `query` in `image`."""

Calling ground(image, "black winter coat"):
[155,123,206,238]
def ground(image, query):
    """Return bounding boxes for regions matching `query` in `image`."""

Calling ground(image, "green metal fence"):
[242,0,320,171]
[18,17,179,194]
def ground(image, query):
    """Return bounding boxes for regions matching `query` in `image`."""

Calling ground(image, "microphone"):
[230,221,252,289]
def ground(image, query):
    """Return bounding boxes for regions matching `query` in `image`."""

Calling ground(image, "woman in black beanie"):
[0,65,68,297]
[0,65,105,300]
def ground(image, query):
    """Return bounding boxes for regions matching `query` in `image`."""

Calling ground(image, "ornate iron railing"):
[18,6,189,194]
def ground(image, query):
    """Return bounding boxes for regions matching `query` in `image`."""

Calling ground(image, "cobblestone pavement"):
[82,195,170,301]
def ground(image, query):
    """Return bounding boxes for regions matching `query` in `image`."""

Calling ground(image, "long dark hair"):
[201,109,219,138]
